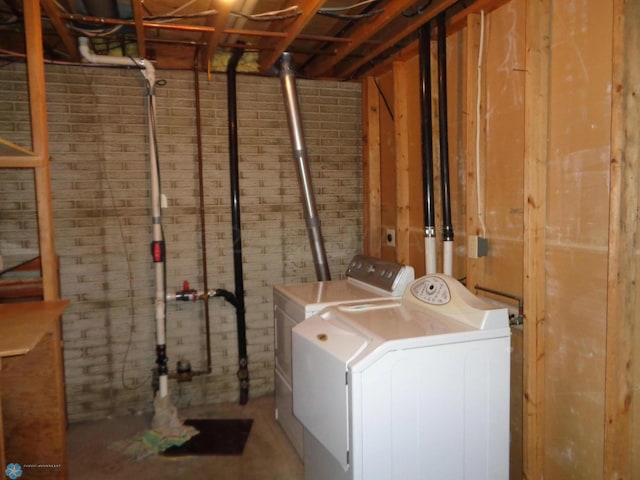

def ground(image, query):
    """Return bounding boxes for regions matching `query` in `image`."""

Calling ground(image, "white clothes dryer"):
[273,255,414,458]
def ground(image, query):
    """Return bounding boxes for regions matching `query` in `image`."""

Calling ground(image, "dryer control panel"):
[346,254,414,294]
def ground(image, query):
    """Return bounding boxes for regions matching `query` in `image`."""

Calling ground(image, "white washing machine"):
[292,274,511,480]
[274,255,415,458]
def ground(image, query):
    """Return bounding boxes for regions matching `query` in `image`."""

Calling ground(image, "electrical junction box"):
[468,235,489,259]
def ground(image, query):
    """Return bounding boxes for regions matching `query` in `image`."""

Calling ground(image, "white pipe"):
[425,237,437,274]
[443,240,453,276]
[78,38,168,397]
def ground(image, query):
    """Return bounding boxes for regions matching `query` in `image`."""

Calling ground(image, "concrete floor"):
[67,394,303,480]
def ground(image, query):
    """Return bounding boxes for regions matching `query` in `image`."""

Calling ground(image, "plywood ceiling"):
[0,0,498,80]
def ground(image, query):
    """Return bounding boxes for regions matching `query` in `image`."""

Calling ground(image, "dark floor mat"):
[161,418,253,456]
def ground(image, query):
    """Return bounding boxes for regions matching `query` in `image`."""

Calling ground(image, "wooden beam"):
[201,1,234,66]
[307,0,419,78]
[39,0,79,60]
[603,0,639,477]
[24,0,59,300]
[0,155,43,168]
[25,2,48,159]
[130,0,146,58]
[258,0,328,74]
[464,13,486,293]
[362,77,382,258]
[57,12,349,44]
[448,0,511,34]
[0,137,42,167]
[393,61,411,265]
[522,1,550,479]
[328,0,457,78]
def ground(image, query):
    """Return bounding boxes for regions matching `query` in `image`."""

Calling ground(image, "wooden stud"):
[23,0,59,300]
[603,0,639,477]
[464,13,486,291]
[393,61,411,265]
[131,0,147,58]
[522,1,551,479]
[362,77,382,258]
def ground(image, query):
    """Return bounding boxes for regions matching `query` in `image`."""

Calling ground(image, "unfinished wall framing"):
[361,0,639,478]
[0,0,59,301]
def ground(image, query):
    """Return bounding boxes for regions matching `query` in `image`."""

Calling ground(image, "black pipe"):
[418,22,436,240]
[227,48,249,405]
[211,288,238,308]
[193,50,212,375]
[437,13,454,243]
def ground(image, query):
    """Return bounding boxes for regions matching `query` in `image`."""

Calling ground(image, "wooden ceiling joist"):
[1,0,504,80]
[39,0,79,60]
[336,0,459,79]
[201,1,234,66]
[258,0,328,74]
[304,0,418,78]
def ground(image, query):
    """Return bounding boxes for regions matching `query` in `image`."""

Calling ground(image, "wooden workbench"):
[0,300,69,479]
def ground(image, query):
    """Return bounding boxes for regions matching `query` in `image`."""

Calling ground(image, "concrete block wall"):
[0,63,363,422]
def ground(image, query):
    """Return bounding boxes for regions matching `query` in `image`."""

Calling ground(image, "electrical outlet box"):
[468,235,489,258]
[385,228,396,247]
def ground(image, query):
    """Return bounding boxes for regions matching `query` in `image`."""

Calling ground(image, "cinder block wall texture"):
[0,63,363,422]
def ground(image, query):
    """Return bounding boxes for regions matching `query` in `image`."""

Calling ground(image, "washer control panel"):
[410,276,451,305]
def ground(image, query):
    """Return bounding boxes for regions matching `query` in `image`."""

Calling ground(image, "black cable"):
[373,77,394,120]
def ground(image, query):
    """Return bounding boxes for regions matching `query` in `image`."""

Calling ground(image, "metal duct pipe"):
[279,52,331,281]
[227,48,249,405]
[419,22,437,275]
[437,13,454,275]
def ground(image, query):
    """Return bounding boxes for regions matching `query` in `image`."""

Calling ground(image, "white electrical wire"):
[163,0,198,17]
[475,10,487,238]
[318,0,378,12]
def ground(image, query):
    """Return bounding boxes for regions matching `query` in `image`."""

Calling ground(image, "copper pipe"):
[193,48,212,374]
[59,13,352,43]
